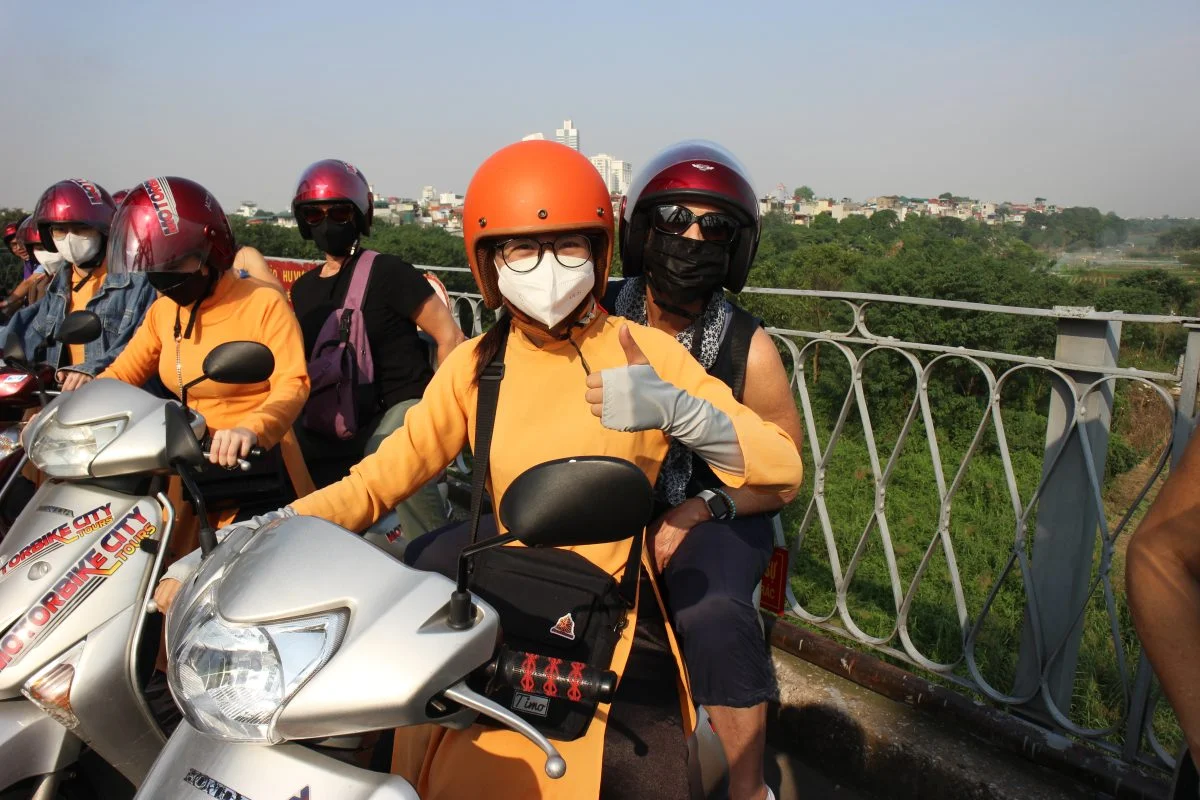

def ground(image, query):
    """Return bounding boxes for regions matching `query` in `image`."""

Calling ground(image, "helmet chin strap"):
[502,297,600,375]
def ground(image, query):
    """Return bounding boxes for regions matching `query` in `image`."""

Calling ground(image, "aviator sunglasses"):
[298,204,357,226]
[651,204,742,242]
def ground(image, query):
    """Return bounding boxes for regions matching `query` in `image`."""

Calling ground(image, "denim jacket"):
[4,266,156,376]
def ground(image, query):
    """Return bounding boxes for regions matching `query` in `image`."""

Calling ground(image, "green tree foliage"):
[793,185,815,202]
[1020,207,1128,250]
[1156,224,1200,252]
[229,218,477,293]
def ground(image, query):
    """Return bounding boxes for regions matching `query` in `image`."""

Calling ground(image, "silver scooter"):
[0,313,277,799]
[133,456,704,799]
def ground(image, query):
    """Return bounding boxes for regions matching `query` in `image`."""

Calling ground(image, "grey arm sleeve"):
[599,364,745,476]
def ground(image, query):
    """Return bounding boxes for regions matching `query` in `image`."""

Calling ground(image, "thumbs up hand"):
[586,324,674,432]
[617,323,650,367]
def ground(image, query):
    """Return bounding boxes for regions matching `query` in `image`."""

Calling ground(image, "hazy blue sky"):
[2,0,1197,217]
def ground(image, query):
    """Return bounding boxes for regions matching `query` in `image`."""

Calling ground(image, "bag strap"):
[341,250,377,311]
[616,503,644,608]
[468,322,510,545]
[468,318,642,606]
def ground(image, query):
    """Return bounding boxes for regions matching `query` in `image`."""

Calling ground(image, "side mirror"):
[202,342,275,385]
[499,457,655,548]
[56,310,103,346]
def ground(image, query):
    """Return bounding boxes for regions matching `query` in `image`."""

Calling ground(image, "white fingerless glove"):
[599,364,745,476]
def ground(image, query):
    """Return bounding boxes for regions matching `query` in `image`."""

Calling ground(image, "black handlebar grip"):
[197,435,265,460]
[496,648,617,705]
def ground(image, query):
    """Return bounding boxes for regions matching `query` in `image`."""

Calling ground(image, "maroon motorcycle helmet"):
[2,221,18,246]
[291,159,373,240]
[107,176,236,277]
[619,140,761,293]
[33,179,116,255]
[111,189,131,207]
[15,216,40,252]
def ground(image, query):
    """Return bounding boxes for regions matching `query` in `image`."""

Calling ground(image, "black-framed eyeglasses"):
[651,204,742,243]
[298,204,356,226]
[495,234,592,273]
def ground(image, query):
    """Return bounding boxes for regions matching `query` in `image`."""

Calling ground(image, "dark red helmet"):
[620,140,761,293]
[33,179,116,254]
[291,159,373,239]
[2,221,18,245]
[15,216,40,251]
[112,189,131,206]
[107,177,236,276]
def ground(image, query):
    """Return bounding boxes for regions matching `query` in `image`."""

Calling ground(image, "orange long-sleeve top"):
[100,270,310,448]
[291,310,803,800]
[66,265,106,367]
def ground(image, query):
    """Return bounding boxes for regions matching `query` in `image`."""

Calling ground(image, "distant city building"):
[555,119,580,152]
[522,132,545,141]
[420,186,436,206]
[589,153,633,195]
[439,192,464,208]
[234,202,259,218]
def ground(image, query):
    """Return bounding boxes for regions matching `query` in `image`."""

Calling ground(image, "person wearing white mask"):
[150,141,804,800]
[3,179,155,389]
[0,217,57,321]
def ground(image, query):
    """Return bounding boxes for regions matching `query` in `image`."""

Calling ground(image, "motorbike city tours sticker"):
[0,504,155,673]
[1,503,115,575]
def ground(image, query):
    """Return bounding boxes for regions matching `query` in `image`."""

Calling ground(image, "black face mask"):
[148,268,213,307]
[311,219,359,257]
[643,230,731,316]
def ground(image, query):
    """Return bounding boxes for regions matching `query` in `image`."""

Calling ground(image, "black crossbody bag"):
[467,324,642,741]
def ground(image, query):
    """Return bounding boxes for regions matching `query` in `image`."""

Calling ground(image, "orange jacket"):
[292,311,802,798]
[101,270,315,509]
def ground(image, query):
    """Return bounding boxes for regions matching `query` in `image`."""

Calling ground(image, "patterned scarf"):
[615,276,727,506]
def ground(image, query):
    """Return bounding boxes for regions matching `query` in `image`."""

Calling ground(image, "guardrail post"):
[1121,322,1200,761]
[1015,315,1121,719]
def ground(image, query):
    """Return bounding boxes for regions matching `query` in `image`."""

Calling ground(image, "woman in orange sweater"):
[95,176,314,540]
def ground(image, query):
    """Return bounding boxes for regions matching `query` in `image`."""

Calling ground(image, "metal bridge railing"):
[743,286,1200,771]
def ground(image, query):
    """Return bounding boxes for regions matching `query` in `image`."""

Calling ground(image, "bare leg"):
[708,702,769,800]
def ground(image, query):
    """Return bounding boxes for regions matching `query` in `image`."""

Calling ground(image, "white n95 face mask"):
[33,248,67,276]
[497,257,595,329]
[55,230,102,266]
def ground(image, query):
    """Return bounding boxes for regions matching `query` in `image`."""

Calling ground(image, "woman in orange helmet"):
[154,140,803,798]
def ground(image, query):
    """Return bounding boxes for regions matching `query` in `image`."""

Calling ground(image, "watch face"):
[709,494,731,520]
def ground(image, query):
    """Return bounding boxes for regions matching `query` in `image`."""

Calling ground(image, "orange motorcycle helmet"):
[463,140,614,311]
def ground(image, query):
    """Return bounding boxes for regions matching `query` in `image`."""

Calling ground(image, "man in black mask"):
[604,141,804,800]
[288,159,464,538]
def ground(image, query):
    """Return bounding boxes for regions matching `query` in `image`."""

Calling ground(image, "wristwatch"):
[696,489,733,521]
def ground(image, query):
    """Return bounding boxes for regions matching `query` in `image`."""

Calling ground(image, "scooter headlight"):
[168,587,347,743]
[26,410,126,478]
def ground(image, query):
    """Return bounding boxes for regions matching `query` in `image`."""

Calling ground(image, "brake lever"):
[442,681,566,779]
[200,452,252,471]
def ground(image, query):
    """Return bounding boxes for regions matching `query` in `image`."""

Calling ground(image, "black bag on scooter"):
[184,443,293,513]
[465,323,643,742]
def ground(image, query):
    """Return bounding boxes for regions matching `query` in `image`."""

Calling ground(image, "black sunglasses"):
[299,204,356,226]
[651,204,742,242]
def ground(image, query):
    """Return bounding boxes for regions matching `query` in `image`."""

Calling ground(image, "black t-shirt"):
[290,251,436,410]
